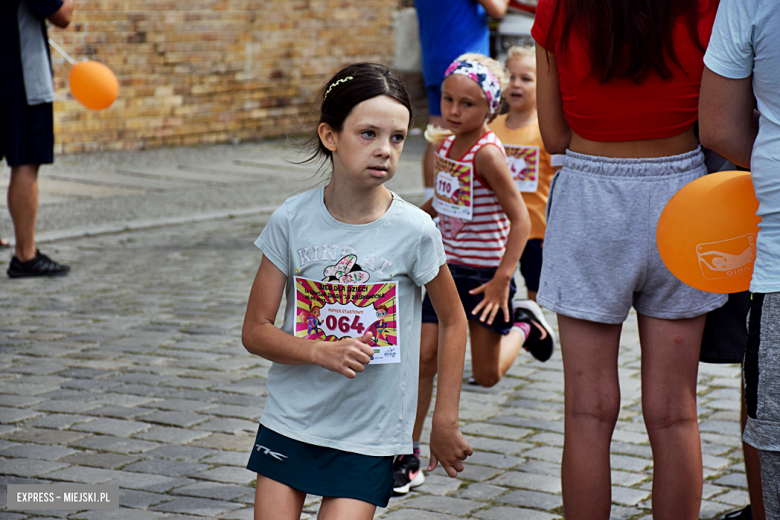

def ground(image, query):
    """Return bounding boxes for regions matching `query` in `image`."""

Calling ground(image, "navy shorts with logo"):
[246,425,394,507]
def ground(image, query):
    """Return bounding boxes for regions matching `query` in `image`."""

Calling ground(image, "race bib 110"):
[433,152,473,220]
[294,277,400,364]
[505,144,539,193]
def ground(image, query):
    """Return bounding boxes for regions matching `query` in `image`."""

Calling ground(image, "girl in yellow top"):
[489,45,557,303]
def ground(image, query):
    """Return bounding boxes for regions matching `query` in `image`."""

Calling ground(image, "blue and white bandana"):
[443,60,502,114]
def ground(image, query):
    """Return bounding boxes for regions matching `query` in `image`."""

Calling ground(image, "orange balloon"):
[657,170,761,294]
[68,60,118,110]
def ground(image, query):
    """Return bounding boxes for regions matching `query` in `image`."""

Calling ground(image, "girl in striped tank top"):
[393,54,556,495]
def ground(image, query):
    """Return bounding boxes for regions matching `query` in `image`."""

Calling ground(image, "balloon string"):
[48,38,77,65]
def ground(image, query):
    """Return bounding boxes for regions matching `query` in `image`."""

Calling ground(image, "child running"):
[489,46,558,305]
[241,63,472,520]
[393,54,555,494]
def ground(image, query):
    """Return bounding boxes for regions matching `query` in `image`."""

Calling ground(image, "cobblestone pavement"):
[1,140,748,519]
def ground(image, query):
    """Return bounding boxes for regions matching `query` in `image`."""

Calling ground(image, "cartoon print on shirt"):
[306,304,322,337]
[370,303,389,346]
[322,254,371,283]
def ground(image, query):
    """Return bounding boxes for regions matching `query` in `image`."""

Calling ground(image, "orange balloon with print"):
[68,60,118,110]
[657,170,761,294]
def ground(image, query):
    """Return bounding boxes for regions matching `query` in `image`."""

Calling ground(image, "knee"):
[419,348,438,380]
[473,374,500,388]
[643,402,697,433]
[568,395,621,429]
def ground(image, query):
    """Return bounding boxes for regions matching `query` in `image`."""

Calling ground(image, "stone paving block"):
[402,496,485,516]
[190,466,256,485]
[487,471,561,493]
[69,435,162,454]
[466,451,523,469]
[380,510,460,520]
[122,458,210,477]
[456,483,507,502]
[610,469,648,487]
[1,458,69,477]
[117,489,173,509]
[140,399,216,413]
[140,411,211,428]
[27,413,95,430]
[201,451,248,467]
[699,499,735,519]
[193,417,258,434]
[0,407,44,424]
[108,472,194,493]
[464,436,532,456]
[217,508,255,520]
[609,454,652,472]
[60,451,140,469]
[488,416,564,434]
[71,509,166,520]
[151,496,244,517]
[0,394,45,407]
[0,382,61,396]
[525,432,564,448]
[91,394,159,407]
[611,486,650,506]
[144,444,219,461]
[188,433,255,451]
[460,423,534,441]
[212,379,268,397]
[203,405,263,421]
[43,465,123,484]
[702,483,729,500]
[83,405,152,419]
[712,489,750,506]
[472,506,560,520]
[173,481,251,501]
[133,426,210,444]
[429,463,503,483]
[414,474,463,496]
[699,420,741,436]
[0,444,77,460]
[513,459,561,478]
[30,400,102,414]
[713,472,748,488]
[2,427,88,445]
[495,489,562,510]
[71,417,150,436]
[522,446,563,465]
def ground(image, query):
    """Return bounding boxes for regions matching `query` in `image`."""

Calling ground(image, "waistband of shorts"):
[563,146,705,179]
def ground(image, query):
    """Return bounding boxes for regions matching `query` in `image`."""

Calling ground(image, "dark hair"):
[549,0,706,84]
[300,63,413,169]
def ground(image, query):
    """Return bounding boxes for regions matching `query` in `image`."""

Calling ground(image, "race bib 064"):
[294,277,400,364]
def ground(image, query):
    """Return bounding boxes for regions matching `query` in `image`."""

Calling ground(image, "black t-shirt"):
[2,0,63,105]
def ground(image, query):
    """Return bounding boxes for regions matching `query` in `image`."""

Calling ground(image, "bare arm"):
[425,265,473,477]
[476,0,508,18]
[242,256,375,378]
[48,0,74,28]
[699,67,758,170]
[420,197,438,218]
[535,44,571,154]
[471,144,531,324]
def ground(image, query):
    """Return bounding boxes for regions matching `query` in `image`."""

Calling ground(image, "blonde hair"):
[505,45,536,65]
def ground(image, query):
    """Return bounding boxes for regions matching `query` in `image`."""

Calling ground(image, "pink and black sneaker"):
[392,454,425,494]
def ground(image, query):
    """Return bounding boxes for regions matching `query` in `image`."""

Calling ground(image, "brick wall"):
[51,0,399,154]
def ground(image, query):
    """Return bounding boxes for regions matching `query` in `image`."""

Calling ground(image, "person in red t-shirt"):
[532,1,723,518]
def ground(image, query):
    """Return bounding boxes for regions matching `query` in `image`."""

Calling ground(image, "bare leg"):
[526,290,537,302]
[637,314,705,520]
[469,322,526,388]
[557,315,622,520]
[743,379,766,520]
[318,497,376,520]
[254,475,305,520]
[8,164,40,261]
[413,323,439,441]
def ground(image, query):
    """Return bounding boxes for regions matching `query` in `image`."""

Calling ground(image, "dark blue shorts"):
[422,263,517,335]
[519,239,544,293]
[246,425,394,508]
[0,102,54,167]
[426,83,442,117]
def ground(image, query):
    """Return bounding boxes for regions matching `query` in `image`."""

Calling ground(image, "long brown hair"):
[549,0,706,84]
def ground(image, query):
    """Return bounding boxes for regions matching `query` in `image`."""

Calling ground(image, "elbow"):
[698,125,728,157]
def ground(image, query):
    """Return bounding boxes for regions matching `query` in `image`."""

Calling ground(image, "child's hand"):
[428,422,472,477]
[312,332,375,378]
[469,276,511,325]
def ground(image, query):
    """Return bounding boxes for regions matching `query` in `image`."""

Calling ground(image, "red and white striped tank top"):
[437,131,510,268]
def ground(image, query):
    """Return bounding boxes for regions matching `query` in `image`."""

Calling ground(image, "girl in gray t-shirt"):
[242,63,473,519]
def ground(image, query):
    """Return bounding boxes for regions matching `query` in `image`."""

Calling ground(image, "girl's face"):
[440,74,491,136]
[505,56,537,112]
[320,95,409,189]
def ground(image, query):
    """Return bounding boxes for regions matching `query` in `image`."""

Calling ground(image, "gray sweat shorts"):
[537,148,727,324]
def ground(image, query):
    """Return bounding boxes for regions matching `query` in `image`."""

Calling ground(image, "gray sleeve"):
[704,0,756,79]
[410,218,446,287]
[254,203,290,274]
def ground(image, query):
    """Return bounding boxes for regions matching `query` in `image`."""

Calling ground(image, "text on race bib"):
[436,171,460,200]
[294,277,400,364]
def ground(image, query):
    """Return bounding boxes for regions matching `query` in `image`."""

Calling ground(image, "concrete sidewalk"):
[1,138,749,520]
